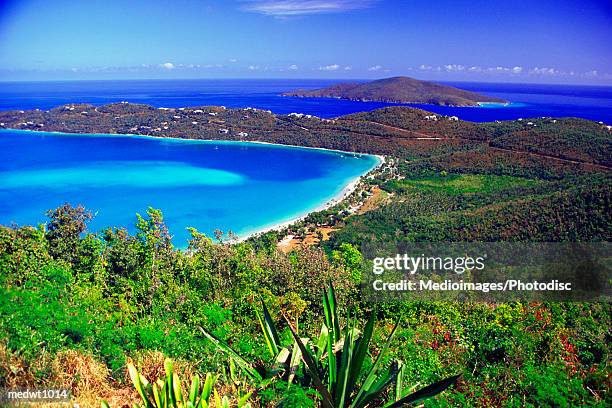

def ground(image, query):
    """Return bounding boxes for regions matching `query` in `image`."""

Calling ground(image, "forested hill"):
[282,76,507,106]
[1,103,610,173]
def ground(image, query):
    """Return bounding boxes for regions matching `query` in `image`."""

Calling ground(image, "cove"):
[0,129,381,245]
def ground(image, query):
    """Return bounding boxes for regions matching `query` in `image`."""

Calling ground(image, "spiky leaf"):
[199,327,263,382]
[257,298,281,357]
[284,316,334,408]
[385,375,461,407]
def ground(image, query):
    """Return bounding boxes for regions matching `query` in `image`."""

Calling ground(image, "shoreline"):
[236,154,384,241]
[0,127,381,159]
[283,94,508,107]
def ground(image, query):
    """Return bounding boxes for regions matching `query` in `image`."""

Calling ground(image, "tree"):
[45,203,92,265]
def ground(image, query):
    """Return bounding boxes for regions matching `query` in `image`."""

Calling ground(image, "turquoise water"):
[0,130,380,245]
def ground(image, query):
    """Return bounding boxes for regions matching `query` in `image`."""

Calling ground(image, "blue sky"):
[0,0,611,84]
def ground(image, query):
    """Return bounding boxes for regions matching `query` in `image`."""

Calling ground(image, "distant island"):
[283,76,508,106]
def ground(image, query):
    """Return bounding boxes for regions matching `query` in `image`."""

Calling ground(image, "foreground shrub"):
[202,284,460,407]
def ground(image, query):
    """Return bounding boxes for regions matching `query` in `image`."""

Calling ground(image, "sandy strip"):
[236,154,385,241]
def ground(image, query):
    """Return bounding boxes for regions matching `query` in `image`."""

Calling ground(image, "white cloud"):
[489,66,509,72]
[367,65,382,71]
[443,64,465,72]
[415,63,567,77]
[248,65,260,70]
[529,67,559,75]
[288,64,298,70]
[344,66,352,70]
[159,62,175,70]
[319,64,340,71]
[229,58,238,63]
[241,0,376,16]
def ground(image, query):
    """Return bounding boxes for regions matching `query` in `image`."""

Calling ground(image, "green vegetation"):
[101,359,252,408]
[202,285,459,407]
[382,174,538,195]
[0,104,610,406]
[0,202,609,406]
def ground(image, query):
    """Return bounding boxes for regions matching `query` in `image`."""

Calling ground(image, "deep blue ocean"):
[0,129,379,245]
[0,79,611,123]
[1,79,610,245]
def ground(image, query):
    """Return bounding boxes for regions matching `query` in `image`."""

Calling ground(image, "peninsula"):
[0,103,608,167]
[282,76,507,106]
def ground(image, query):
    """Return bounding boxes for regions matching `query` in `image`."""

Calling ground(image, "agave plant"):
[199,296,310,387]
[100,358,251,408]
[201,284,460,407]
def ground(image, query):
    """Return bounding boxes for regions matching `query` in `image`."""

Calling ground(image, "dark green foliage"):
[45,203,92,265]
[329,174,611,246]
[0,206,610,406]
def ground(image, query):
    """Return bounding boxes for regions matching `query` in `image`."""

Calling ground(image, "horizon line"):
[1,76,611,87]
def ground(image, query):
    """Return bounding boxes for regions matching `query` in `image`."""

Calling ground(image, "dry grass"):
[356,186,389,214]
[0,344,220,408]
[0,344,252,408]
[0,343,48,388]
[50,349,136,408]
[126,350,196,389]
[1,343,133,408]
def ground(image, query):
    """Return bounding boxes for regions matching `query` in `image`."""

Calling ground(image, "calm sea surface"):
[0,129,379,245]
[0,79,611,123]
[1,79,610,243]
